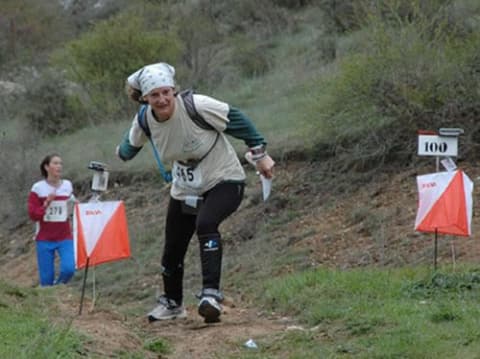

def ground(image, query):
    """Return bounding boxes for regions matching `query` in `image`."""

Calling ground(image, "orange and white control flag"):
[415,170,473,237]
[74,201,131,269]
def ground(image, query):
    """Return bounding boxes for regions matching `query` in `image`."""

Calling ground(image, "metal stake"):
[79,257,90,315]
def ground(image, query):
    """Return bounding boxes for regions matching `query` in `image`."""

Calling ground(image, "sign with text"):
[415,170,473,236]
[74,201,130,269]
[417,134,458,157]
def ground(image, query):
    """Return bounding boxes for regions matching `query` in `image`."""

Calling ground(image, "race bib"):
[44,200,68,222]
[173,161,203,188]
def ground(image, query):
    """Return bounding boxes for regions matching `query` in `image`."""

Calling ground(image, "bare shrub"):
[0,0,68,63]
[0,123,39,230]
[172,2,224,89]
[231,35,272,77]
[13,70,89,136]
[311,0,480,171]
[53,10,182,117]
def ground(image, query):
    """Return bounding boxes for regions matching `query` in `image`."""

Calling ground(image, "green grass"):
[0,282,84,359]
[35,120,157,181]
[11,266,480,358]
[211,19,331,154]
[0,280,162,358]
[239,266,480,358]
[144,338,172,356]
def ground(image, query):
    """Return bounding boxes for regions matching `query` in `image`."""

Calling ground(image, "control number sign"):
[418,134,458,157]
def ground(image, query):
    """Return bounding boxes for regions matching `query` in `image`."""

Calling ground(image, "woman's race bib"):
[43,200,68,222]
[173,161,203,189]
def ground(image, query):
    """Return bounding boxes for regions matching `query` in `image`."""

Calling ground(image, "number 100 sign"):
[417,134,458,157]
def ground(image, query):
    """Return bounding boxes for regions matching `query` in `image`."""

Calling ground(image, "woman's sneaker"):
[148,296,187,322]
[198,296,222,323]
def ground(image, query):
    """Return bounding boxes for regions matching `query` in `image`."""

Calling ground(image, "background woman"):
[27,154,76,286]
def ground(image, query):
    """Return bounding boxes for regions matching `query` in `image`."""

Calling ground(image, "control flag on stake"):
[415,170,473,236]
[74,201,130,315]
[74,201,130,268]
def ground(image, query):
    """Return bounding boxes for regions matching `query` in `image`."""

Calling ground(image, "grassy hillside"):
[2,0,480,228]
[258,266,480,358]
[0,282,83,358]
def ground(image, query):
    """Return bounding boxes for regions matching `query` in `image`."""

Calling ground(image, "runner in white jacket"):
[117,62,274,323]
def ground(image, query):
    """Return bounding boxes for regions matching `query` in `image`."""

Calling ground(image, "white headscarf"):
[127,62,175,95]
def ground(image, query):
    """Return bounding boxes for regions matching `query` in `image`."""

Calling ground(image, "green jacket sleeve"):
[118,131,143,161]
[224,107,266,148]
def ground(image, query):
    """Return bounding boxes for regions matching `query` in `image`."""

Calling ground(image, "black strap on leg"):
[198,233,222,290]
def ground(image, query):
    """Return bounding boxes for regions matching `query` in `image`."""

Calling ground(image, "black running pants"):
[161,181,244,304]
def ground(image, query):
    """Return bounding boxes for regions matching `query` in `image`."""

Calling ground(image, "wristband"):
[249,145,266,161]
[251,153,267,161]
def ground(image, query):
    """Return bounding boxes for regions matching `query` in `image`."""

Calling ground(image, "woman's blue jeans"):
[35,239,75,286]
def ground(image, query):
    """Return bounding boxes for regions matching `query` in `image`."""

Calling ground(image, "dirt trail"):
[2,244,289,358]
[142,304,288,359]
[71,297,288,358]
[69,294,288,358]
